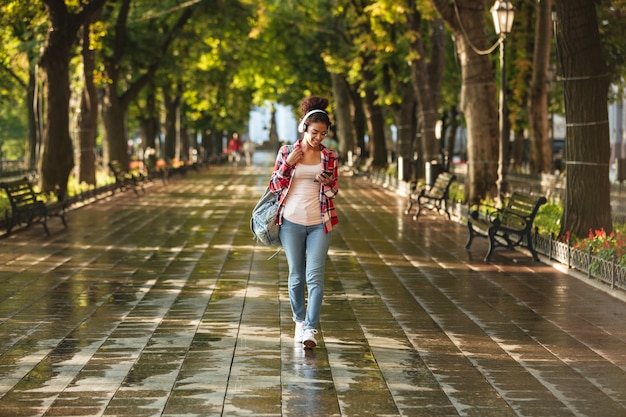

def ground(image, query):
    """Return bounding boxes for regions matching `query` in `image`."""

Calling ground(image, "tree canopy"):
[0,0,625,238]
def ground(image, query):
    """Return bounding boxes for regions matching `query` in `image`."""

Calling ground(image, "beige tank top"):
[283,162,323,226]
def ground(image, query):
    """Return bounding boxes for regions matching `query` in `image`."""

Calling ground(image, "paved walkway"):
[1,151,626,417]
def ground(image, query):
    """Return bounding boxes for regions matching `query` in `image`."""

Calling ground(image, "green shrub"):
[0,167,115,214]
[534,202,563,236]
[448,182,466,203]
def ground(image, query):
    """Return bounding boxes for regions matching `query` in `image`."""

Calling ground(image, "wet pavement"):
[2,151,626,417]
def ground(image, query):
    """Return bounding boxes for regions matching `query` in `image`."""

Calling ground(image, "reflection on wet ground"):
[1,151,626,416]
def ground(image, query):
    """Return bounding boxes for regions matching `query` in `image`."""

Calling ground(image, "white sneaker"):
[294,322,304,343]
[302,329,318,349]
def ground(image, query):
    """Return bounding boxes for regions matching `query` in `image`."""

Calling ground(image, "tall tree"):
[340,0,389,170]
[505,1,533,173]
[359,0,427,177]
[77,13,100,185]
[131,0,263,164]
[406,1,446,170]
[555,0,612,237]
[38,0,107,195]
[133,82,160,164]
[330,72,355,159]
[430,0,499,204]
[527,0,553,174]
[162,82,182,161]
[100,0,196,169]
[1,2,49,171]
[239,0,332,128]
[361,63,388,169]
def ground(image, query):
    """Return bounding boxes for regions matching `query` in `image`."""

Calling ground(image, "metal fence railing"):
[535,233,626,291]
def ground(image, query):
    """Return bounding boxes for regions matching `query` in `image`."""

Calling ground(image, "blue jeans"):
[280,219,332,331]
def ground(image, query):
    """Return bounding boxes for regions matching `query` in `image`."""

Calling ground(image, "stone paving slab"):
[1,152,626,416]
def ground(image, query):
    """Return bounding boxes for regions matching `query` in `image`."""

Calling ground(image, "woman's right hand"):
[286,147,303,166]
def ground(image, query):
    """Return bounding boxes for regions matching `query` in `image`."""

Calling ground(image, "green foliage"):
[438,26,463,113]
[0,167,118,215]
[534,201,563,236]
[237,0,332,109]
[506,0,534,134]
[597,0,626,88]
[0,138,25,160]
[154,0,258,134]
[0,191,6,213]
[0,0,625,181]
[0,98,27,155]
[0,1,45,157]
[448,181,465,204]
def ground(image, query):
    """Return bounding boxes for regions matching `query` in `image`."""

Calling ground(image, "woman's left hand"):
[316,172,333,184]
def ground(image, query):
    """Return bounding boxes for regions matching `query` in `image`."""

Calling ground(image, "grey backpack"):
[250,186,282,246]
[250,146,293,247]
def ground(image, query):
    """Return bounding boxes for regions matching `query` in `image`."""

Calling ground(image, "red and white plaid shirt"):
[269,140,339,234]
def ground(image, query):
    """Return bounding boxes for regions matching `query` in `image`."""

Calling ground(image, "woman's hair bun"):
[301,96,329,114]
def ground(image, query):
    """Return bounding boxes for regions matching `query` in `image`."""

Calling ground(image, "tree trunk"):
[391,87,416,180]
[362,86,388,170]
[444,105,460,171]
[163,88,180,161]
[555,0,612,237]
[39,50,74,196]
[101,86,129,168]
[330,72,354,161]
[100,0,195,170]
[38,5,74,196]
[26,68,39,171]
[181,116,190,162]
[349,86,367,159]
[510,129,525,171]
[139,88,159,154]
[200,130,211,160]
[100,0,132,170]
[211,130,222,158]
[77,18,98,186]
[269,104,279,149]
[406,2,445,166]
[38,0,106,195]
[528,0,553,174]
[430,0,499,204]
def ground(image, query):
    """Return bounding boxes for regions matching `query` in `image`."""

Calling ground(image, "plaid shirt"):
[269,140,339,234]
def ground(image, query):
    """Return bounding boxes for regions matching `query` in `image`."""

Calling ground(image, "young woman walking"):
[269,96,339,349]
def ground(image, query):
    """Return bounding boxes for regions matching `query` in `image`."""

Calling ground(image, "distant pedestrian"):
[269,96,339,349]
[243,137,256,166]
[228,132,243,165]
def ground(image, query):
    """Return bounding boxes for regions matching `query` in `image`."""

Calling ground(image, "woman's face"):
[304,122,328,148]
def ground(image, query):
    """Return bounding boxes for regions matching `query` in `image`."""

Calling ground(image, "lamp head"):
[491,0,515,36]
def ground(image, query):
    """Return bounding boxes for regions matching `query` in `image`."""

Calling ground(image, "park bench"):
[144,158,169,184]
[404,171,456,220]
[466,191,547,261]
[0,177,67,236]
[108,160,146,195]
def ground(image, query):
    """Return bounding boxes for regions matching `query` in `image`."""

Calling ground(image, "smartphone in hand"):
[314,170,333,182]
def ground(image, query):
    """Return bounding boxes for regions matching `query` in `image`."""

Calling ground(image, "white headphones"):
[297,109,328,133]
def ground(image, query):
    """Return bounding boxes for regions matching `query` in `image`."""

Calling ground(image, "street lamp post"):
[491,0,515,202]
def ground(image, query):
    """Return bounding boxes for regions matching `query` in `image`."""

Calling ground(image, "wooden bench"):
[466,191,547,261]
[108,160,146,195]
[0,177,67,236]
[404,172,456,220]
